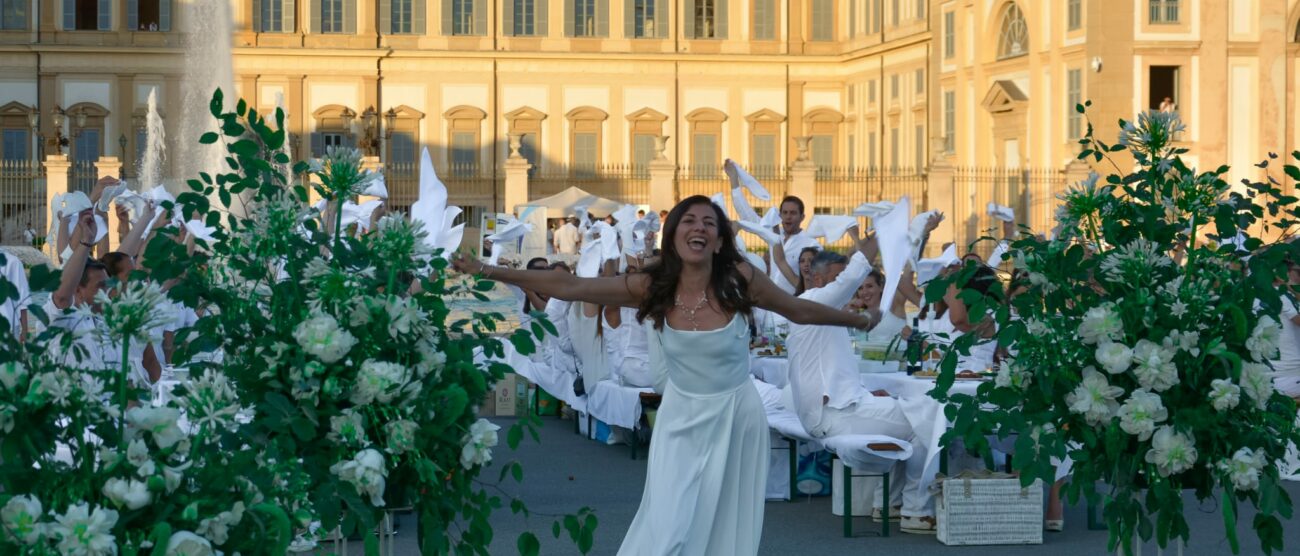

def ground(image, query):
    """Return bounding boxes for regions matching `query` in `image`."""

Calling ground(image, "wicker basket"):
[936,472,1043,546]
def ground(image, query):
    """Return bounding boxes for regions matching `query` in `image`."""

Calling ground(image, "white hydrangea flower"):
[384,296,422,339]
[1130,339,1179,392]
[1095,342,1134,375]
[1077,303,1124,345]
[0,360,27,391]
[351,360,413,405]
[328,409,369,446]
[384,419,419,455]
[125,406,186,449]
[49,503,118,556]
[331,449,388,507]
[166,530,215,556]
[1247,316,1282,362]
[1166,329,1201,357]
[1209,379,1241,412]
[196,502,244,546]
[180,370,242,434]
[460,418,501,469]
[1144,426,1198,477]
[994,361,1032,391]
[1239,362,1275,410]
[293,312,357,364]
[102,477,153,510]
[126,438,150,469]
[1066,367,1123,426]
[1,495,44,545]
[1216,447,1267,492]
[1116,390,1168,441]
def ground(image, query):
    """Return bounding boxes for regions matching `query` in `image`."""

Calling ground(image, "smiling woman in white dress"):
[453,196,875,555]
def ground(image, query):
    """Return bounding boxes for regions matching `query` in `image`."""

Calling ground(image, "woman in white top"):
[603,256,655,387]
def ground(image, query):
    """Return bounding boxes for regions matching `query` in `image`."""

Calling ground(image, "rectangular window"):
[453,0,475,34]
[1,129,28,161]
[320,0,344,32]
[752,0,774,40]
[694,0,716,38]
[848,0,855,37]
[74,129,101,162]
[890,74,899,100]
[633,0,657,37]
[513,0,535,35]
[261,0,284,31]
[1149,0,1178,24]
[915,68,924,95]
[632,133,656,176]
[131,0,169,30]
[692,134,718,177]
[1067,0,1081,30]
[1149,65,1179,111]
[134,128,146,165]
[943,11,954,58]
[868,80,876,103]
[573,132,598,175]
[889,127,898,169]
[1,0,26,29]
[520,132,539,175]
[868,131,876,168]
[391,0,413,33]
[1067,68,1082,139]
[751,134,777,177]
[914,124,924,169]
[810,0,832,41]
[69,0,109,30]
[943,90,955,152]
[811,135,833,177]
[390,131,416,165]
[451,131,477,175]
[572,0,595,36]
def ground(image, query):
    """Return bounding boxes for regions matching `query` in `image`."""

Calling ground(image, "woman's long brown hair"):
[636,196,753,330]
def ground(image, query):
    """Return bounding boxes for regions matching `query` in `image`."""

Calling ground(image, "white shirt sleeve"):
[988,240,1010,267]
[802,252,873,311]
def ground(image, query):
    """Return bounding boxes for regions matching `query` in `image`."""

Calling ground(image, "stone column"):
[503,133,531,216]
[359,155,384,204]
[94,157,124,255]
[788,136,816,229]
[44,155,71,262]
[647,135,675,212]
[925,157,955,259]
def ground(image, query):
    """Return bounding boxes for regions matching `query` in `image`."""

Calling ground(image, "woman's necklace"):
[674,291,710,331]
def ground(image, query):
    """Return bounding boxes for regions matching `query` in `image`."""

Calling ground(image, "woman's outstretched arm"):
[742,262,876,329]
[769,242,800,288]
[451,252,647,308]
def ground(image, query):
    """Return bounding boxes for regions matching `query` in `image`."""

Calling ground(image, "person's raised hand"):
[450,251,484,275]
[1002,218,1016,239]
[72,210,97,246]
[858,231,879,260]
[925,211,945,233]
[90,176,119,204]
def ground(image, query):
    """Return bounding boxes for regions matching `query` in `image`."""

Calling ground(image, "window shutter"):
[848,0,855,37]
[310,133,324,156]
[536,0,548,35]
[621,0,630,36]
[441,0,452,33]
[563,0,573,36]
[97,0,111,29]
[413,0,425,33]
[252,0,262,30]
[593,0,605,36]
[502,0,514,34]
[472,0,485,34]
[283,0,295,31]
[653,0,665,38]
[343,0,355,32]
[62,0,73,29]
[379,0,391,32]
[683,0,694,38]
[714,0,725,39]
[127,0,137,30]
[310,0,321,32]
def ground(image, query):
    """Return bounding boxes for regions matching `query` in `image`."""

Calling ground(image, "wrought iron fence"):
[952,166,1065,258]
[530,165,651,206]
[383,162,502,214]
[0,159,46,245]
[71,159,98,196]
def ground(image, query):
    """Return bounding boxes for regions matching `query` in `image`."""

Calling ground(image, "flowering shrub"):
[930,105,1300,554]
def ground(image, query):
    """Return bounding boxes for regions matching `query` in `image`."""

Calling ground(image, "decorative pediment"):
[66,102,110,118]
[626,107,668,123]
[981,80,1028,114]
[0,101,33,117]
[444,105,486,120]
[389,105,425,120]
[565,106,609,121]
[803,107,844,123]
[311,104,354,119]
[504,106,547,121]
[686,108,727,123]
[744,108,786,124]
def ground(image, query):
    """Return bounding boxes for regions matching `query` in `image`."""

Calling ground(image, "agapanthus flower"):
[331,449,388,507]
[0,360,27,391]
[311,146,381,200]
[1165,329,1200,356]
[1145,426,1198,477]
[1209,379,1241,412]
[1095,342,1133,375]
[1116,390,1168,441]
[180,370,242,434]
[1117,110,1185,157]
[1239,362,1275,410]
[49,503,118,556]
[1,495,44,545]
[239,190,310,257]
[351,360,414,405]
[367,215,434,268]
[293,311,357,364]
[460,418,501,469]
[1216,447,1267,492]
[95,280,171,344]
[301,258,376,312]
[1078,303,1124,345]
[1247,316,1282,362]
[125,406,186,449]
[1130,339,1179,392]
[1099,238,1173,282]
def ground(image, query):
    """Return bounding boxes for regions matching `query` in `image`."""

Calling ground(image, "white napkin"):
[410,147,465,259]
[710,192,726,211]
[341,199,385,233]
[986,202,1015,223]
[611,204,640,227]
[915,244,960,285]
[907,210,938,245]
[485,218,533,266]
[62,192,93,215]
[96,183,129,212]
[759,206,780,229]
[362,174,389,199]
[183,219,218,243]
[805,215,858,243]
[731,187,761,223]
[724,159,772,201]
[734,220,782,247]
[853,201,895,219]
[874,198,912,312]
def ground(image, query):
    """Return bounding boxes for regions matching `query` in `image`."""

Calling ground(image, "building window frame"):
[803,107,843,175]
[996,2,1029,60]
[943,10,955,58]
[1067,0,1082,30]
[566,106,608,175]
[943,90,955,153]
[505,106,546,175]
[745,108,784,178]
[686,108,726,177]
[445,105,487,175]
[1149,0,1178,24]
[627,107,667,175]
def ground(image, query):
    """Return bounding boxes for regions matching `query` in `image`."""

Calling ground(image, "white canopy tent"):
[515,186,622,219]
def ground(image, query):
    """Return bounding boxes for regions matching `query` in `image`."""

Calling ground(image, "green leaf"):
[209,88,224,117]
[507,423,523,450]
[551,521,561,539]
[510,461,523,482]
[221,119,246,137]
[1223,491,1240,554]
[199,132,219,144]
[230,139,259,158]
[236,98,247,116]
[517,532,540,556]
[147,522,172,556]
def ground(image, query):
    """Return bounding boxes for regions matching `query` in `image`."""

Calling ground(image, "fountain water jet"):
[176,0,236,208]
[139,88,166,192]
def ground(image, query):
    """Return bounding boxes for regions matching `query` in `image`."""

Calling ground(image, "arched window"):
[996,3,1028,60]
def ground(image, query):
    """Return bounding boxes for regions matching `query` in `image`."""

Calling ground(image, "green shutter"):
[62,0,73,29]
[413,0,425,33]
[621,0,631,37]
[254,0,263,30]
[594,0,605,36]
[563,0,574,36]
[536,0,548,35]
[379,0,391,32]
[127,0,137,30]
[683,0,694,38]
[653,0,665,37]
[714,0,725,39]
[97,0,110,29]
[472,0,485,34]
[284,0,296,32]
[343,0,356,32]
[502,0,514,34]
[441,0,452,33]
[310,0,321,33]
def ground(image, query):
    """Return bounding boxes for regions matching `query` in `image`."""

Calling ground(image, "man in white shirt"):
[554,216,581,255]
[1,251,30,340]
[770,196,821,294]
[1274,261,1300,397]
[786,240,936,534]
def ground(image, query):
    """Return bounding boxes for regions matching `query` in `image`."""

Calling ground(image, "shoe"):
[871,506,902,523]
[1045,519,1064,532]
[900,515,937,534]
